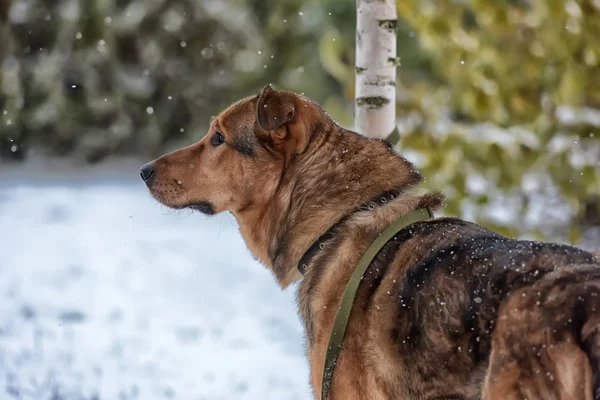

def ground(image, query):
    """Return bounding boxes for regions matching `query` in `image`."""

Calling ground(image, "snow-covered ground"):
[0,159,311,400]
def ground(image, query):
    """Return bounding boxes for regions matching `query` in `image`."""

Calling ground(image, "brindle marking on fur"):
[394,227,594,355]
[142,86,600,400]
[382,223,596,398]
[231,135,256,157]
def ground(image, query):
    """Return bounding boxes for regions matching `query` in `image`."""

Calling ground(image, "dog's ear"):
[256,85,295,131]
[255,85,309,155]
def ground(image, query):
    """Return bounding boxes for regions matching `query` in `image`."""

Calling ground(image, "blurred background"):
[0,0,599,399]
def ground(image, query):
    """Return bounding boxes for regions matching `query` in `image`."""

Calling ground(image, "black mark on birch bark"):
[387,57,401,66]
[356,96,390,109]
[355,67,367,74]
[365,80,396,87]
[378,19,398,32]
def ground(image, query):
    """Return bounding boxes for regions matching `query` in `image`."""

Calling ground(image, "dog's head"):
[140,85,323,215]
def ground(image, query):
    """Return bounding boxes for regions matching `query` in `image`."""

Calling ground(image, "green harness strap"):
[321,207,434,400]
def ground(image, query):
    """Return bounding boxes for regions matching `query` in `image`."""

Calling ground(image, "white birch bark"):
[354,0,398,139]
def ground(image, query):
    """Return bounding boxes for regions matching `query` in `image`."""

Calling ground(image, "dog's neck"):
[295,188,404,275]
[235,114,426,287]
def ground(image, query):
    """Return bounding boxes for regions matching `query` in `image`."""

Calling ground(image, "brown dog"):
[140,85,600,400]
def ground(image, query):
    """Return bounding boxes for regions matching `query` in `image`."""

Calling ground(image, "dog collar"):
[297,190,401,275]
[321,206,434,400]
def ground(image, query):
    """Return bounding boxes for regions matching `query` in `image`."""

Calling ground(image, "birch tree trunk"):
[354,0,398,140]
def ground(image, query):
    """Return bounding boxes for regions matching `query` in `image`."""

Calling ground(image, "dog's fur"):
[142,86,600,400]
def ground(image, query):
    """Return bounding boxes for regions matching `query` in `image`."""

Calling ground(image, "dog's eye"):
[211,131,225,147]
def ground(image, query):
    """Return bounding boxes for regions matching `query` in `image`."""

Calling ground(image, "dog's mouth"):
[186,202,215,215]
[147,187,215,215]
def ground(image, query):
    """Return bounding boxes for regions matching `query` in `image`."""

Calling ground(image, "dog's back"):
[363,217,600,399]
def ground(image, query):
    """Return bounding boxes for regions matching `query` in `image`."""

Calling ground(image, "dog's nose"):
[140,162,155,185]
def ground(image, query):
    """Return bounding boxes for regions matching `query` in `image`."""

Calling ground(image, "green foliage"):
[1,0,251,161]
[391,0,600,240]
[396,0,600,125]
[0,0,347,161]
